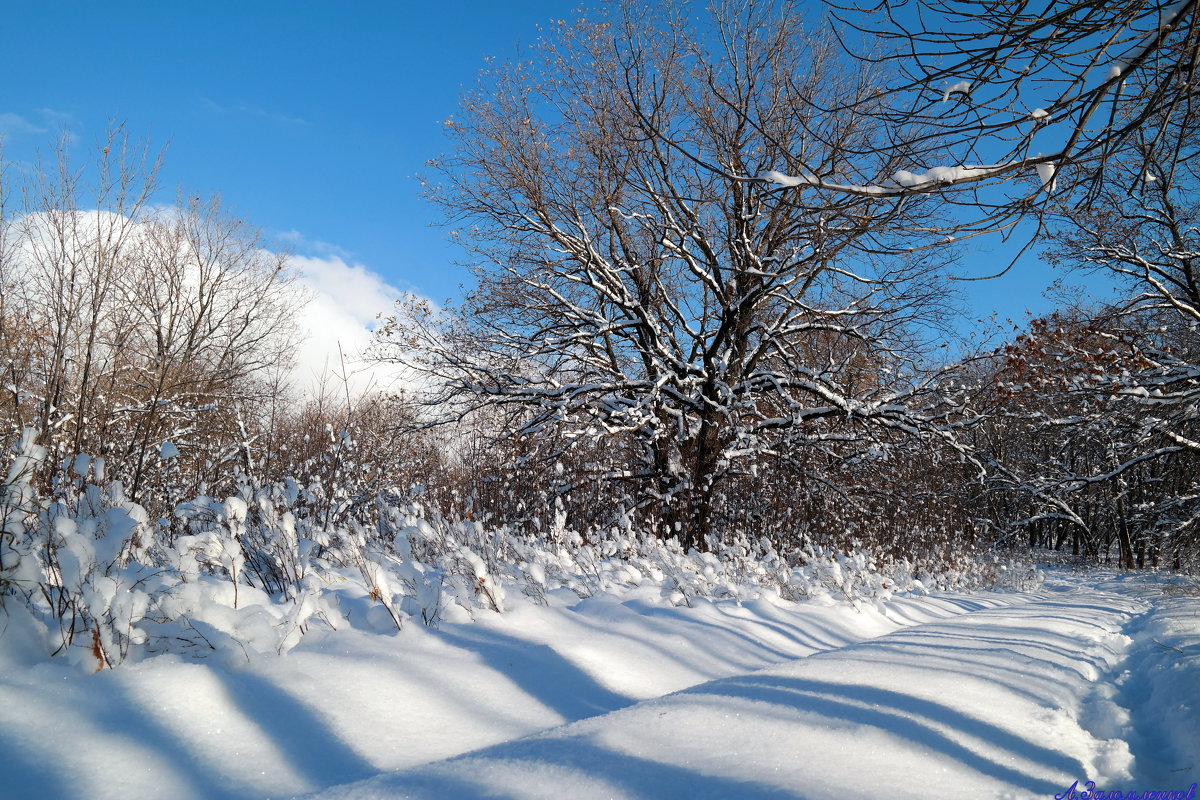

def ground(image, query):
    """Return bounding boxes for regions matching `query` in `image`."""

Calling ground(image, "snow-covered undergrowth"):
[0,431,1036,671]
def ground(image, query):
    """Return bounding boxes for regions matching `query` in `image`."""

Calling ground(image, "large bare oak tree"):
[377,1,966,548]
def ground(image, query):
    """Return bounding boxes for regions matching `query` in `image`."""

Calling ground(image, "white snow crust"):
[0,568,1196,800]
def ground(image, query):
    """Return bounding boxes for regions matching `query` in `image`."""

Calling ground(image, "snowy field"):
[1,567,1197,800]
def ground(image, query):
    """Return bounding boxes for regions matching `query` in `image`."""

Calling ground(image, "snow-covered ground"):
[1,568,1196,800]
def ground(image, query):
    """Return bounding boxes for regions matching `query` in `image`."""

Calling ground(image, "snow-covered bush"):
[0,427,1043,672]
[1,439,156,669]
[0,430,45,600]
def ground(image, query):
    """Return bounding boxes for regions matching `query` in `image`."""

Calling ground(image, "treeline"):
[971,308,1200,570]
[0,129,436,518]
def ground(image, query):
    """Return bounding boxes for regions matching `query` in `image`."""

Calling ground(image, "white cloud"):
[0,112,47,137]
[288,253,414,397]
[12,201,414,399]
[276,229,352,260]
[36,108,74,124]
[0,109,77,140]
[201,97,309,126]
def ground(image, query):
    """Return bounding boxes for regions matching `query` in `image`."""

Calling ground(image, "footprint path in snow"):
[1082,572,1200,788]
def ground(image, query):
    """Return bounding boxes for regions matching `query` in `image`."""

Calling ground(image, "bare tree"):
[1045,87,1200,449]
[783,0,1200,569]
[974,85,1200,569]
[111,194,302,498]
[965,308,1199,569]
[0,127,305,504]
[5,126,160,465]
[377,1,967,549]
[769,0,1200,245]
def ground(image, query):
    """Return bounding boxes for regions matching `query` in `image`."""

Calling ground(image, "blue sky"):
[0,1,577,304]
[0,0,1112,378]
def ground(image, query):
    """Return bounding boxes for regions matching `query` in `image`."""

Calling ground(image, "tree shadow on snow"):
[619,597,853,656]
[689,674,1080,795]
[209,668,380,790]
[331,735,807,800]
[435,626,635,722]
[0,723,79,800]
[85,678,253,800]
